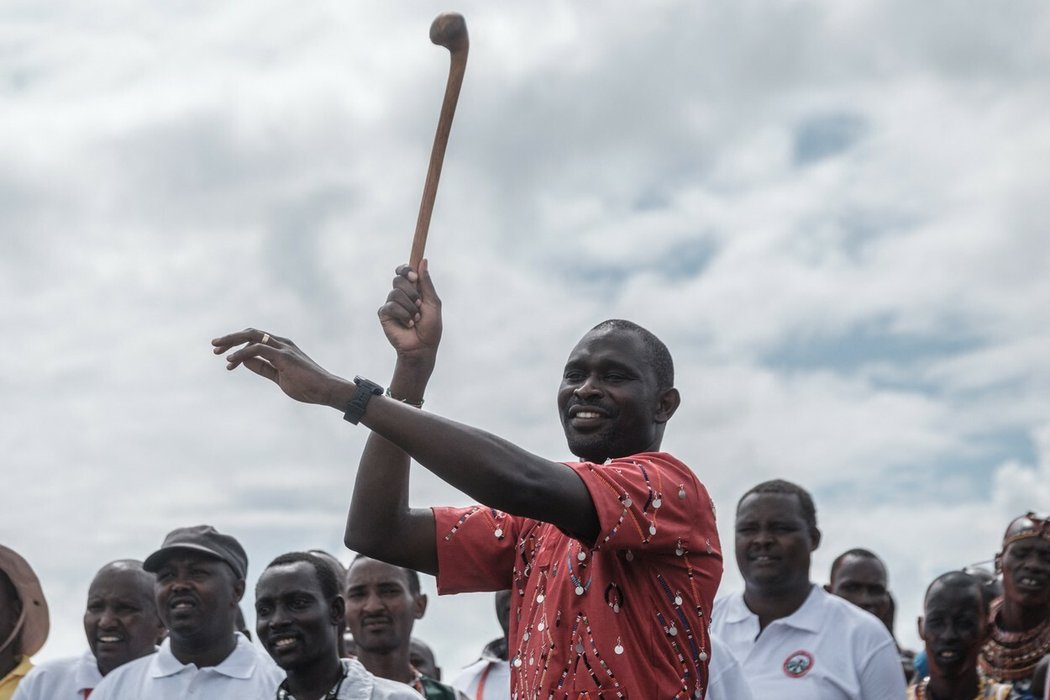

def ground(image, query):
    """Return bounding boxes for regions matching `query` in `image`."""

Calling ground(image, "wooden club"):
[409,12,469,271]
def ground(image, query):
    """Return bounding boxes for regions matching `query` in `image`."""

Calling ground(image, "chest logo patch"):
[782,650,814,678]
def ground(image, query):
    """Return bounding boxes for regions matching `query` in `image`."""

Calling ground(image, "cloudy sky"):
[4,0,1049,673]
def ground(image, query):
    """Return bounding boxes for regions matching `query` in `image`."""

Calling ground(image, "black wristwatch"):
[343,376,384,424]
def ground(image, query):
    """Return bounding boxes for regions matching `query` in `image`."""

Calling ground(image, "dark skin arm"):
[211,262,599,575]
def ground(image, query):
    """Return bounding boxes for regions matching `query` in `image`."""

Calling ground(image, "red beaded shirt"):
[433,452,723,699]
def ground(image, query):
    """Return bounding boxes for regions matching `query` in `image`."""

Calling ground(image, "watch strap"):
[343,376,384,424]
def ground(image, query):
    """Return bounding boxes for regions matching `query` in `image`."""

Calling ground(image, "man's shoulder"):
[14,653,93,698]
[20,653,84,677]
[90,653,155,695]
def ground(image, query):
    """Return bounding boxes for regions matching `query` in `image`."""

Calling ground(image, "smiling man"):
[979,513,1050,700]
[711,479,906,699]
[255,552,420,700]
[213,262,723,698]
[910,571,1012,700]
[14,560,164,700]
[91,525,283,699]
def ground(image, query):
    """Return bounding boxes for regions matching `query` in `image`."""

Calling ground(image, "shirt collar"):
[152,633,258,679]
[722,584,823,632]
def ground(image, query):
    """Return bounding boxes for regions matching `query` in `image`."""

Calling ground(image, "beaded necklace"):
[913,674,988,700]
[979,597,1050,681]
[275,662,348,700]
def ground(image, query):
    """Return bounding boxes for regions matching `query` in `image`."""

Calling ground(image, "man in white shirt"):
[255,552,420,699]
[711,479,907,700]
[14,559,165,699]
[451,591,511,700]
[91,525,284,699]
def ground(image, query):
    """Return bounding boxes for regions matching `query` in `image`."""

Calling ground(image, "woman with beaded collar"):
[979,513,1050,700]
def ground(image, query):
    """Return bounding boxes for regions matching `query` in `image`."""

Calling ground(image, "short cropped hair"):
[590,319,674,390]
[348,555,422,596]
[737,479,818,533]
[829,548,885,582]
[924,571,986,614]
[265,552,341,602]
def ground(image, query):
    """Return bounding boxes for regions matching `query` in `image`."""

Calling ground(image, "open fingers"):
[212,327,276,354]
[224,341,283,371]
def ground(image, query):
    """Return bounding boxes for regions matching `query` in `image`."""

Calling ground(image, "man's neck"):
[356,647,414,685]
[286,654,344,700]
[999,596,1050,632]
[925,669,979,700]
[170,631,239,669]
[743,581,813,634]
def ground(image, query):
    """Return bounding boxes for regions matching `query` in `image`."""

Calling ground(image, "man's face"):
[557,328,669,462]
[408,638,439,679]
[255,562,338,672]
[735,492,818,593]
[828,555,891,622]
[999,536,1050,608]
[154,553,243,645]
[920,583,986,681]
[344,559,424,656]
[84,567,165,675]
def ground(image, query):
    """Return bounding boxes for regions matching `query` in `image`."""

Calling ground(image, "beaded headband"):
[1002,511,1050,548]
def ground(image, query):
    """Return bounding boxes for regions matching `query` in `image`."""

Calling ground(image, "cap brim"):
[143,544,228,573]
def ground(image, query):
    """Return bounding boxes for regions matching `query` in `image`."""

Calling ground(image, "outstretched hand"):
[211,329,344,408]
[378,259,442,365]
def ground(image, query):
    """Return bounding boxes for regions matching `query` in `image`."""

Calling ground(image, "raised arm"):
[212,263,598,575]
[345,262,442,572]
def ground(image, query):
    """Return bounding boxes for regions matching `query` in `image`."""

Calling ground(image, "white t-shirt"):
[90,633,284,699]
[711,585,907,700]
[12,650,103,700]
[706,634,755,700]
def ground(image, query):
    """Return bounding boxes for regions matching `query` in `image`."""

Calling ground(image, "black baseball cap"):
[143,525,248,580]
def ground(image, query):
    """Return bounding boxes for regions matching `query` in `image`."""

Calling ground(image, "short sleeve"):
[433,505,522,595]
[858,636,908,700]
[566,452,719,558]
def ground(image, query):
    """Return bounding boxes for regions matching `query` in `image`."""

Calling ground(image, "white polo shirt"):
[711,585,907,700]
[12,650,103,700]
[89,633,284,699]
[706,634,755,700]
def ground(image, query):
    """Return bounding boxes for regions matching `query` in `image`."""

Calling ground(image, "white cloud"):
[2,0,1048,674]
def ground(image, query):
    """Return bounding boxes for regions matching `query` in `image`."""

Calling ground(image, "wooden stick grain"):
[409,13,469,271]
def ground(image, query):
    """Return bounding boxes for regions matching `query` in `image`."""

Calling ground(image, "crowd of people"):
[2,263,1048,699]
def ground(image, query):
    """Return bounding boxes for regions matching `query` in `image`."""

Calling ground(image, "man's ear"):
[331,596,346,626]
[917,616,926,642]
[655,388,681,424]
[414,593,428,620]
[810,527,822,552]
[233,578,246,604]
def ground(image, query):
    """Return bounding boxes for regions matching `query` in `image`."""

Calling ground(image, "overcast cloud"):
[3,0,1049,672]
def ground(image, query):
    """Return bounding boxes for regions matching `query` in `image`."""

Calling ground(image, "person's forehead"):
[410,639,435,663]
[836,556,887,584]
[567,328,649,366]
[1006,535,1050,554]
[88,569,150,598]
[347,559,411,589]
[926,583,980,614]
[736,492,806,521]
[258,562,320,596]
